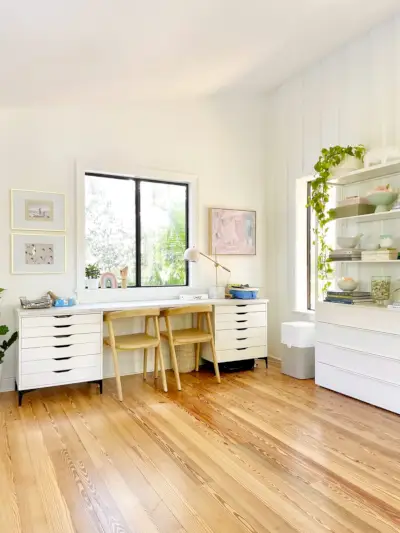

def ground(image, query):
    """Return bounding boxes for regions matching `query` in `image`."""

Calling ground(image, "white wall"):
[0,98,268,390]
[265,15,400,358]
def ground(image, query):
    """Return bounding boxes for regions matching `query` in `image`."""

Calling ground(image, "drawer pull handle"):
[237,338,248,341]
[53,369,72,373]
[54,334,72,338]
[54,325,72,329]
[236,320,247,323]
[54,357,72,361]
[55,315,72,319]
[236,305,247,308]
[236,328,248,331]
[236,347,248,351]
[236,312,248,316]
[54,344,72,348]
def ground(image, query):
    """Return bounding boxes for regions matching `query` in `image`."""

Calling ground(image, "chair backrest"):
[162,304,212,317]
[104,307,160,322]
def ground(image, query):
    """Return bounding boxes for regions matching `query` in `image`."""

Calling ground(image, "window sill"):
[77,286,206,304]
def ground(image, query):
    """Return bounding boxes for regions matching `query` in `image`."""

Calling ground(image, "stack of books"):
[324,291,374,305]
[329,249,362,262]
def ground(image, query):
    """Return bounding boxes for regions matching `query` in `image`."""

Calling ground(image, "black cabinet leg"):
[91,379,103,394]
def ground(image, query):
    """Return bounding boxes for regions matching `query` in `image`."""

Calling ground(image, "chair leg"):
[154,346,159,379]
[195,343,201,371]
[156,344,168,392]
[110,344,124,401]
[165,316,181,391]
[206,312,221,383]
[143,349,148,381]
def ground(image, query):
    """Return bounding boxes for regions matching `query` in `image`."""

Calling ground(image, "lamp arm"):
[199,251,231,273]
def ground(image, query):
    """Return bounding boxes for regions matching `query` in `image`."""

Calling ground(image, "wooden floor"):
[1,362,400,533]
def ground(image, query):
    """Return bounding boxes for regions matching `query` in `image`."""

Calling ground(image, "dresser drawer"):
[202,345,265,363]
[215,327,265,350]
[317,322,400,361]
[22,333,101,349]
[215,312,266,330]
[21,342,101,362]
[22,323,101,338]
[22,313,101,328]
[22,354,101,375]
[215,303,266,315]
[20,366,102,390]
[316,342,400,385]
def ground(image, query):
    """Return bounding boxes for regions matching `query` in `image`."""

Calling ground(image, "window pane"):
[85,175,136,286]
[140,181,187,286]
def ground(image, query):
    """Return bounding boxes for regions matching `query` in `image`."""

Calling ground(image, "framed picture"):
[11,189,66,232]
[11,233,66,274]
[209,208,256,255]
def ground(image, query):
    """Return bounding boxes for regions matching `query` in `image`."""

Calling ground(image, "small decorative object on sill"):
[371,276,391,306]
[99,272,118,289]
[179,294,209,301]
[20,294,53,309]
[120,266,128,289]
[85,264,101,290]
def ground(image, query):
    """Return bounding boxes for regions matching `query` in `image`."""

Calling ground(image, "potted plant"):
[85,263,101,289]
[0,326,18,383]
[307,145,366,296]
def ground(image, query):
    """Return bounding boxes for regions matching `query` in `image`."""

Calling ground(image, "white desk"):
[15,298,268,404]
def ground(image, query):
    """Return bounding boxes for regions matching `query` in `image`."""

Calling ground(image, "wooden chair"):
[103,307,167,401]
[160,304,221,390]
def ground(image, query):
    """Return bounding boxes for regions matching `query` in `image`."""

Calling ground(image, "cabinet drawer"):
[22,333,101,349]
[22,313,101,328]
[215,312,266,330]
[317,322,400,361]
[202,345,265,363]
[215,304,266,315]
[316,342,400,385]
[21,342,101,362]
[22,323,101,338]
[316,363,400,415]
[20,366,102,391]
[215,328,265,350]
[22,354,101,375]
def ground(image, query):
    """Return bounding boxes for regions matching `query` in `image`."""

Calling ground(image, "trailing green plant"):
[0,325,18,365]
[307,145,366,296]
[85,263,101,279]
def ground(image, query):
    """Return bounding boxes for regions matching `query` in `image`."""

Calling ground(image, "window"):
[85,172,189,287]
[307,181,316,310]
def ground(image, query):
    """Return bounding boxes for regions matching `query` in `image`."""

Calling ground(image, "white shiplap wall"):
[265,15,400,358]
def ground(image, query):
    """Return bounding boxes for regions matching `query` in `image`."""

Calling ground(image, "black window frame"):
[306,181,314,311]
[85,172,189,288]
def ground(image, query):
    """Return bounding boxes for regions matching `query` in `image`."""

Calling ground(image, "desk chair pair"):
[104,304,220,401]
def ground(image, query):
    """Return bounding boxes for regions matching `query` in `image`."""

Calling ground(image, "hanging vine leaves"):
[307,145,366,296]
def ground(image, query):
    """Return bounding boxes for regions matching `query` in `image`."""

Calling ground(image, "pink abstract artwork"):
[209,208,256,255]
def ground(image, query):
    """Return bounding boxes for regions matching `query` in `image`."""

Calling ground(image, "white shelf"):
[328,161,400,186]
[333,209,400,223]
[331,260,400,264]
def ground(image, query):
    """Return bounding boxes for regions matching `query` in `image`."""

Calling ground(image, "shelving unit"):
[316,160,400,414]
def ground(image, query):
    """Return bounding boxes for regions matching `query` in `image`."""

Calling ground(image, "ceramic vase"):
[87,278,99,290]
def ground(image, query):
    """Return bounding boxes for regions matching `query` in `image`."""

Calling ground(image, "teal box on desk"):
[53,297,76,307]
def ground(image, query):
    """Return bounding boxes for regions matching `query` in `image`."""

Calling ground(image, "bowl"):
[367,191,398,213]
[337,278,358,292]
[337,236,361,249]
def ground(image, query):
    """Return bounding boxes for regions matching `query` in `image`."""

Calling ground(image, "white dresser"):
[16,310,103,405]
[15,298,268,404]
[316,302,400,414]
[202,300,268,365]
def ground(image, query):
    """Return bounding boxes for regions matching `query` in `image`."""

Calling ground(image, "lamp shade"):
[184,247,200,262]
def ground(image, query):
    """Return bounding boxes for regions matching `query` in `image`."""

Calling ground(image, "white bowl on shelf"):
[337,235,362,249]
[337,278,358,292]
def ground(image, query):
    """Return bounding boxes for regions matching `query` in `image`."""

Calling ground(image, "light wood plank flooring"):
[1,361,400,533]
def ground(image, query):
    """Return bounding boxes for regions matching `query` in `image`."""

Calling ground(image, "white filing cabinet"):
[16,311,103,405]
[202,300,268,365]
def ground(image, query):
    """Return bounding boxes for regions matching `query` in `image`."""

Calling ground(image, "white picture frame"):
[11,233,66,274]
[11,189,66,232]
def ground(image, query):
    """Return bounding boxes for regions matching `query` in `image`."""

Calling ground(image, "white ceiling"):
[1,0,399,106]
